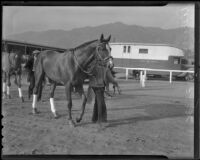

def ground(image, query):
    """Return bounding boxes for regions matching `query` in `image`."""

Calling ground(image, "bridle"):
[72,42,112,76]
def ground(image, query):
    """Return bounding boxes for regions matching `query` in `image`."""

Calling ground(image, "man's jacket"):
[89,64,107,88]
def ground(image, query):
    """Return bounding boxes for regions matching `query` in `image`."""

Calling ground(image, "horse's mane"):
[73,39,98,51]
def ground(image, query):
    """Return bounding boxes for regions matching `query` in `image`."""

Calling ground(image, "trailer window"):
[123,46,126,53]
[174,57,181,64]
[128,46,131,53]
[139,48,148,54]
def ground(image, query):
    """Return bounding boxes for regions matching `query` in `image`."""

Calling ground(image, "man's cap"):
[33,50,40,54]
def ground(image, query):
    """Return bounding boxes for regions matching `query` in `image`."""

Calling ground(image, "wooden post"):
[140,70,143,85]
[25,45,27,55]
[126,68,128,80]
[142,70,146,88]
[169,71,172,84]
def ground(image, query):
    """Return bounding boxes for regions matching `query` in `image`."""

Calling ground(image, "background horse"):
[24,53,44,100]
[32,34,112,127]
[104,57,121,96]
[105,68,121,97]
[2,51,27,102]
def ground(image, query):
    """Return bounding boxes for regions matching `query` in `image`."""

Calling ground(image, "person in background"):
[32,50,40,71]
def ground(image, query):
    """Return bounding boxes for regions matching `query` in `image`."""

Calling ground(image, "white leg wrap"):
[50,98,56,113]
[18,88,23,98]
[3,83,6,93]
[7,86,10,95]
[32,94,37,109]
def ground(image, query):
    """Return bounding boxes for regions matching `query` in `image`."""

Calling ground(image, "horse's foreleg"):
[104,82,113,97]
[6,74,11,99]
[49,83,59,118]
[114,83,122,95]
[111,80,121,95]
[65,83,75,127]
[2,72,7,99]
[16,74,24,102]
[28,74,35,100]
[105,82,110,93]
[76,88,87,123]
[113,85,116,95]
[14,74,18,85]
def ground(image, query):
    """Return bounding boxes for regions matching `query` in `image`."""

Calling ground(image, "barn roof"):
[2,39,67,52]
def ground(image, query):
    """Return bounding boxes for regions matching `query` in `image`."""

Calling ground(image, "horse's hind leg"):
[32,72,45,114]
[16,74,24,102]
[65,83,75,127]
[28,74,35,99]
[76,86,87,123]
[49,83,59,118]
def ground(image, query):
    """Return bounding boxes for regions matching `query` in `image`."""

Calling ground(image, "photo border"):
[1,1,199,160]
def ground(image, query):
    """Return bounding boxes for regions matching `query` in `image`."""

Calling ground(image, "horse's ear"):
[100,34,104,42]
[106,35,111,42]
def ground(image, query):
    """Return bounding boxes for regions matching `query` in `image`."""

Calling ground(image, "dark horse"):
[23,53,44,100]
[2,51,27,102]
[32,34,112,127]
[24,55,121,100]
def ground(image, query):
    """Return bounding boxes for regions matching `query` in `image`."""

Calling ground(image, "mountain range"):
[6,22,194,52]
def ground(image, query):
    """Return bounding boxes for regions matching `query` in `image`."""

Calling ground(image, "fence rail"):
[114,67,194,85]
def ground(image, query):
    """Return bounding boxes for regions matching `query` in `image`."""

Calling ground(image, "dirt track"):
[2,79,194,158]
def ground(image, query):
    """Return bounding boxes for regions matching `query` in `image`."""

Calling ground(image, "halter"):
[72,42,112,76]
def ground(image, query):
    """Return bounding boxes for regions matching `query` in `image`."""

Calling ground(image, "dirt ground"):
[2,78,194,158]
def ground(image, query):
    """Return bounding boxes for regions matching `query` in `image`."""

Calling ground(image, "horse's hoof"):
[53,112,59,119]
[76,117,81,123]
[32,108,39,115]
[21,97,25,102]
[69,120,76,128]
[3,94,7,99]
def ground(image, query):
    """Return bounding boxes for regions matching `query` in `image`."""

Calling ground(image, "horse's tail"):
[34,53,45,102]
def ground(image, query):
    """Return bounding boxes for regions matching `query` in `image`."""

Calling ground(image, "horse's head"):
[107,56,114,69]
[9,52,23,69]
[22,54,34,70]
[96,34,112,65]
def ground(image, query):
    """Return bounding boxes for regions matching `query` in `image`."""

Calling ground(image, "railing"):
[114,67,194,86]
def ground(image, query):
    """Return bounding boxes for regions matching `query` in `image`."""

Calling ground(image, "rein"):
[72,49,95,76]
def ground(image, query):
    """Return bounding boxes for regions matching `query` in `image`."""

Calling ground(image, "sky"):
[2,3,194,38]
